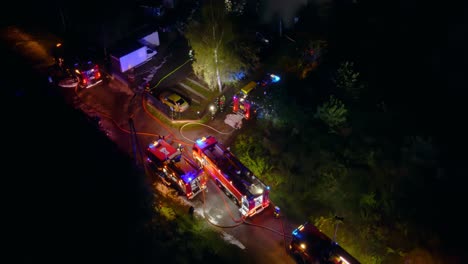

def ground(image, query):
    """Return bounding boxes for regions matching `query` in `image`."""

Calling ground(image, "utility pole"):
[279,18,283,38]
[58,6,66,34]
[101,23,108,59]
[333,215,344,243]
[128,118,142,168]
[213,25,223,93]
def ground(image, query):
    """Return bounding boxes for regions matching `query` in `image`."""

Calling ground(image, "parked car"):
[73,60,103,89]
[159,91,189,112]
[52,42,103,89]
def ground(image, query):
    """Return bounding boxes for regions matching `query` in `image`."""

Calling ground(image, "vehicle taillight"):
[244,102,251,120]
[94,65,101,79]
[233,96,239,112]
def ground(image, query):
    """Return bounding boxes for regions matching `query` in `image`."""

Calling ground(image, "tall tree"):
[334,61,364,102]
[185,0,246,92]
[314,95,348,134]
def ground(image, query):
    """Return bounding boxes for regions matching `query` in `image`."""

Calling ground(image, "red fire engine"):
[192,136,270,217]
[146,139,206,199]
[232,94,252,120]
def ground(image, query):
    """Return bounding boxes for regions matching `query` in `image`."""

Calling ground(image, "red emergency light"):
[233,95,239,112]
[244,102,251,120]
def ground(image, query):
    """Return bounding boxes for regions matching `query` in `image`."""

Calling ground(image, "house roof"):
[110,40,145,58]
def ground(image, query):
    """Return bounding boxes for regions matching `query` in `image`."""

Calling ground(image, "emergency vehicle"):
[232,81,255,120]
[192,136,270,217]
[232,94,252,120]
[52,42,103,89]
[289,222,361,264]
[73,60,103,89]
[146,138,206,199]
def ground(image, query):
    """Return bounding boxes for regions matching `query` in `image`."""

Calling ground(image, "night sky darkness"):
[2,18,151,262]
[2,57,148,264]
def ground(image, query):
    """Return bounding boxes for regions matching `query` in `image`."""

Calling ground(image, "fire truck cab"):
[192,136,270,217]
[289,222,360,264]
[146,139,206,199]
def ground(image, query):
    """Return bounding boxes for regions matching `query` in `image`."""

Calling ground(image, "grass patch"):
[188,101,204,114]
[145,103,183,129]
[153,189,252,263]
[180,79,215,99]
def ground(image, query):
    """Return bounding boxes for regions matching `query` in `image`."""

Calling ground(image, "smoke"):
[260,0,309,29]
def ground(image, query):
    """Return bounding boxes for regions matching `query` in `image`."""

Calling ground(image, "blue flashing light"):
[181,170,197,184]
[275,206,280,214]
[149,140,159,148]
[232,71,246,81]
[271,74,280,83]
[292,229,299,236]
[196,137,210,148]
[196,138,204,146]
[266,186,270,190]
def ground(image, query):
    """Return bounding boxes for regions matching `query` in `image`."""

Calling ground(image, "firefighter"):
[274,206,281,218]
[219,95,226,112]
[188,206,195,218]
[177,143,184,152]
